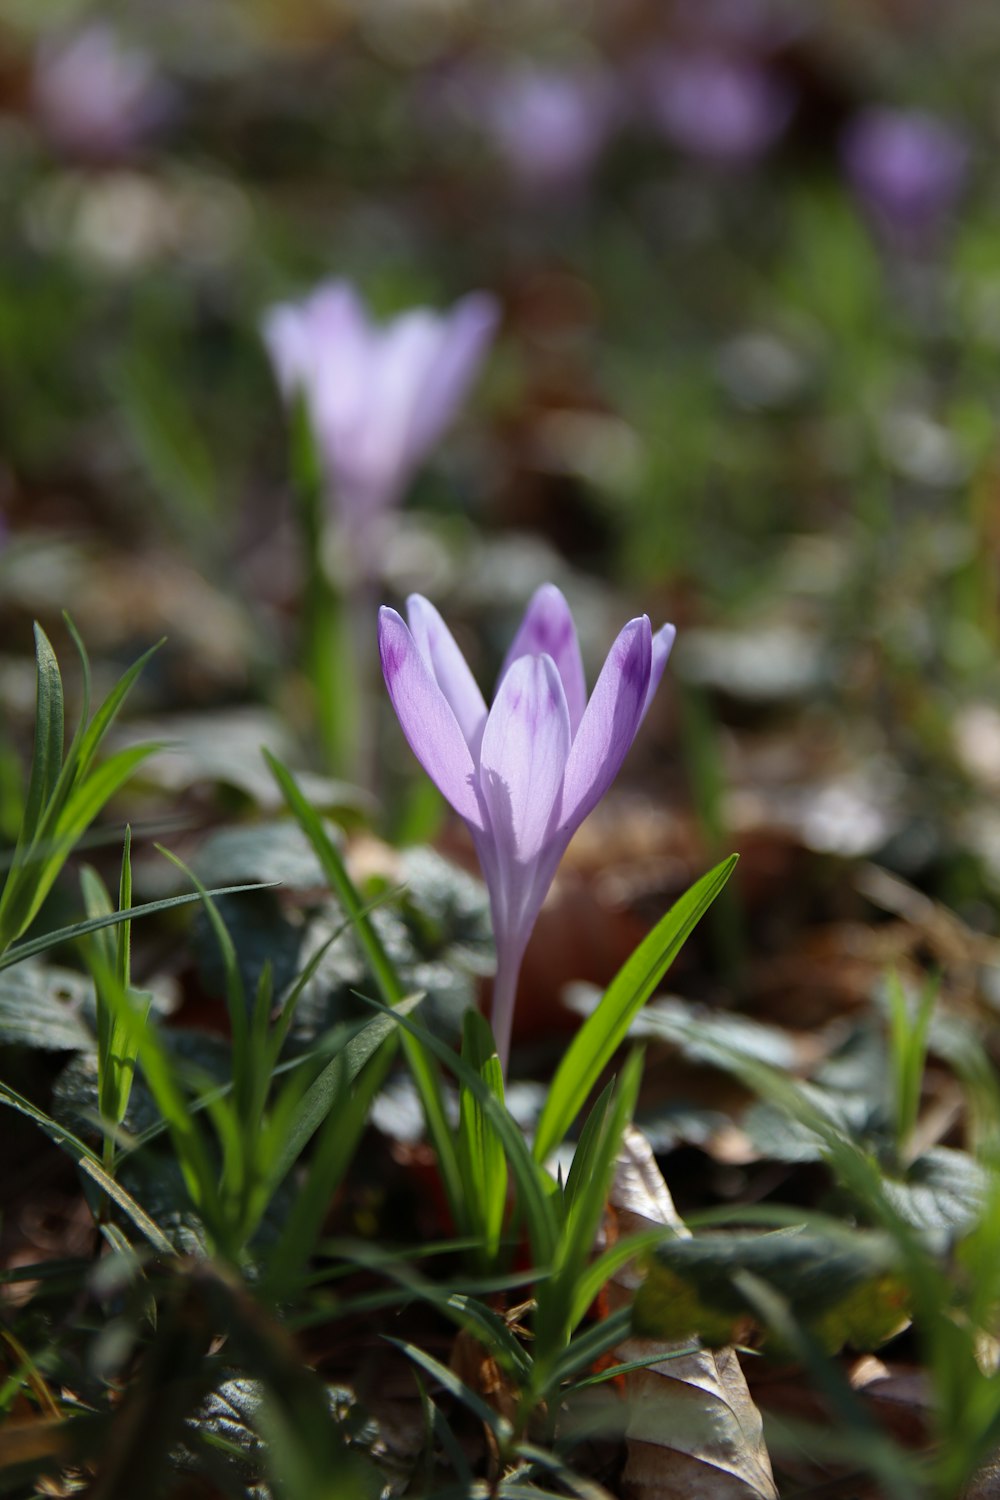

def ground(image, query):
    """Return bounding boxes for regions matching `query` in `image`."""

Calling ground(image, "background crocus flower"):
[379,584,675,1069]
[479,63,619,196]
[639,48,793,166]
[32,23,173,163]
[262,281,499,575]
[840,107,970,252]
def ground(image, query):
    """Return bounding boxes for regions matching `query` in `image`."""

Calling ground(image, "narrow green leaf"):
[0,882,277,972]
[22,624,64,836]
[444,1293,533,1382]
[73,641,162,785]
[0,1081,173,1254]
[265,750,464,1225]
[534,854,738,1163]
[458,1009,508,1261]
[569,1226,676,1332]
[548,1306,634,1386]
[360,996,559,1270]
[536,1053,643,1366]
[268,1004,411,1190]
[387,1338,513,1447]
[265,1027,397,1289]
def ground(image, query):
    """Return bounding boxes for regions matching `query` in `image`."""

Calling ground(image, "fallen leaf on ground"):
[609,1126,778,1500]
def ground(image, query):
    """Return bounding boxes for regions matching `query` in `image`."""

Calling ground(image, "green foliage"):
[533,853,738,1164]
[0,623,160,955]
[80,829,152,1172]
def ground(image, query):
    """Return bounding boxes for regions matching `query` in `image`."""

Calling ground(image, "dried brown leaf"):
[609,1127,778,1500]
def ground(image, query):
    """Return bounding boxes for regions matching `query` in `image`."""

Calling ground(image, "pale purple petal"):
[405,594,488,755]
[378,607,483,829]
[478,654,570,869]
[641,622,677,723]
[561,616,652,830]
[261,304,313,398]
[403,293,499,465]
[354,311,449,494]
[497,583,588,735]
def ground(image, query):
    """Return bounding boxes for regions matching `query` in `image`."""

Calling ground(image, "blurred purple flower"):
[640,49,793,166]
[379,585,675,1068]
[32,23,172,162]
[480,63,619,194]
[841,107,970,251]
[263,282,498,573]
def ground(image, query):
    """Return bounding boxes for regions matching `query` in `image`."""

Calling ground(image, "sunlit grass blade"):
[360,995,559,1269]
[80,843,148,1172]
[547,1306,634,1387]
[86,949,227,1249]
[458,1009,508,1263]
[0,626,162,953]
[387,1338,514,1449]
[21,623,64,836]
[568,1226,678,1332]
[265,749,464,1227]
[264,1025,399,1291]
[444,1293,533,1383]
[886,968,937,1164]
[533,854,738,1164]
[0,882,277,972]
[266,1001,414,1192]
[535,1053,643,1371]
[154,846,251,1095]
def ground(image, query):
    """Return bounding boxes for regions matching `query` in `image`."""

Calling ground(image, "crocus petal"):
[261,305,312,398]
[561,616,651,830]
[406,594,488,756]
[378,607,483,829]
[641,622,676,723]
[497,583,588,735]
[478,653,571,868]
[406,293,500,460]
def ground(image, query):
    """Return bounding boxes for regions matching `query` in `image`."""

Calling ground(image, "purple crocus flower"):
[480,63,619,195]
[640,48,793,166]
[379,585,675,1069]
[263,282,499,574]
[841,107,970,252]
[32,23,172,162]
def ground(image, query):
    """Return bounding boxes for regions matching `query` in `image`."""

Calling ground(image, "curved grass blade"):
[265,749,464,1227]
[533,854,738,1164]
[0,883,277,972]
[0,1081,173,1254]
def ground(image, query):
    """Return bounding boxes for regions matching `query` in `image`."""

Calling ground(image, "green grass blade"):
[265,749,464,1225]
[7,745,161,941]
[458,1009,508,1261]
[0,626,65,949]
[547,1306,634,1387]
[23,624,64,831]
[154,846,250,1073]
[0,1081,173,1255]
[443,1293,534,1382]
[86,951,227,1246]
[536,1053,643,1368]
[533,854,738,1163]
[387,1338,513,1447]
[72,640,163,784]
[265,1034,397,1289]
[0,882,277,972]
[568,1226,676,1331]
[267,1003,412,1191]
[360,996,559,1269]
